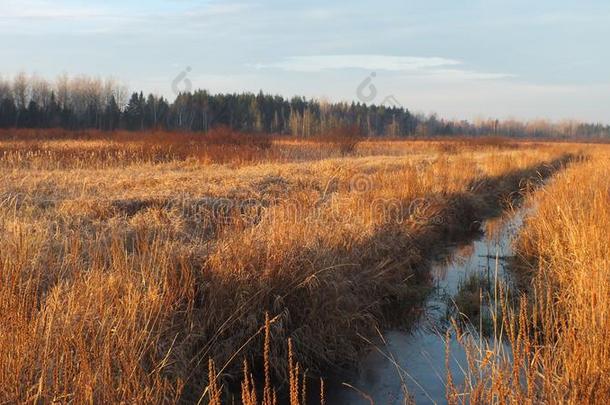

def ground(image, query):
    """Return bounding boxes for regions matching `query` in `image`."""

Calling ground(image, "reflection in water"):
[328,210,526,405]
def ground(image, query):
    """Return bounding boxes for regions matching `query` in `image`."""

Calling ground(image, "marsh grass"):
[450,147,610,404]
[448,272,493,333]
[0,132,587,403]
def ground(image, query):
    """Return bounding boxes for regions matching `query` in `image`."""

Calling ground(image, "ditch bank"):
[187,154,576,402]
[326,206,529,404]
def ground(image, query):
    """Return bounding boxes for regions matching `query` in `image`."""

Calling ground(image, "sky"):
[1,0,609,123]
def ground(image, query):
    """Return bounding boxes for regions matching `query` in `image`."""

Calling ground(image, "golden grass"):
[0,132,588,403]
[451,146,610,404]
[0,128,569,170]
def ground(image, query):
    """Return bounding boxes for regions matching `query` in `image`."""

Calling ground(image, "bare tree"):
[0,76,11,103]
[12,72,30,110]
[56,73,70,110]
[30,75,52,111]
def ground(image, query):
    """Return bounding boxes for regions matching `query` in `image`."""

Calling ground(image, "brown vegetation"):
[450,146,610,404]
[0,130,591,403]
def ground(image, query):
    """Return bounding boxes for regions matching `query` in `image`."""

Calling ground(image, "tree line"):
[1,73,609,139]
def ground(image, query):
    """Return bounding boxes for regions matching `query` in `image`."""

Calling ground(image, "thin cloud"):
[534,11,610,25]
[423,68,516,81]
[253,55,513,81]
[253,55,461,72]
[0,0,106,20]
[183,3,255,18]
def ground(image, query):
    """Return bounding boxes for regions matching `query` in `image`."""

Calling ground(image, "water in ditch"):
[326,208,527,404]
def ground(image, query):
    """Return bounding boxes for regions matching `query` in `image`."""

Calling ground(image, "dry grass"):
[206,313,322,405]
[0,131,586,403]
[0,128,574,170]
[450,146,610,404]
[0,127,276,168]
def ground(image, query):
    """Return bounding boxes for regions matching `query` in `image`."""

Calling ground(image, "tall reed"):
[453,147,610,404]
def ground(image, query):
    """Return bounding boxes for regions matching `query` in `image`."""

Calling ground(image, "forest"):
[1,72,609,138]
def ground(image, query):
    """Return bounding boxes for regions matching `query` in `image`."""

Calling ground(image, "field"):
[0,129,607,404]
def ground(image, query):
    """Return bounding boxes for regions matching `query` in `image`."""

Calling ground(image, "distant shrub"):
[313,126,363,156]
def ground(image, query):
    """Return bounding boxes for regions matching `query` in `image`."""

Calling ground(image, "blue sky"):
[1,0,609,122]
